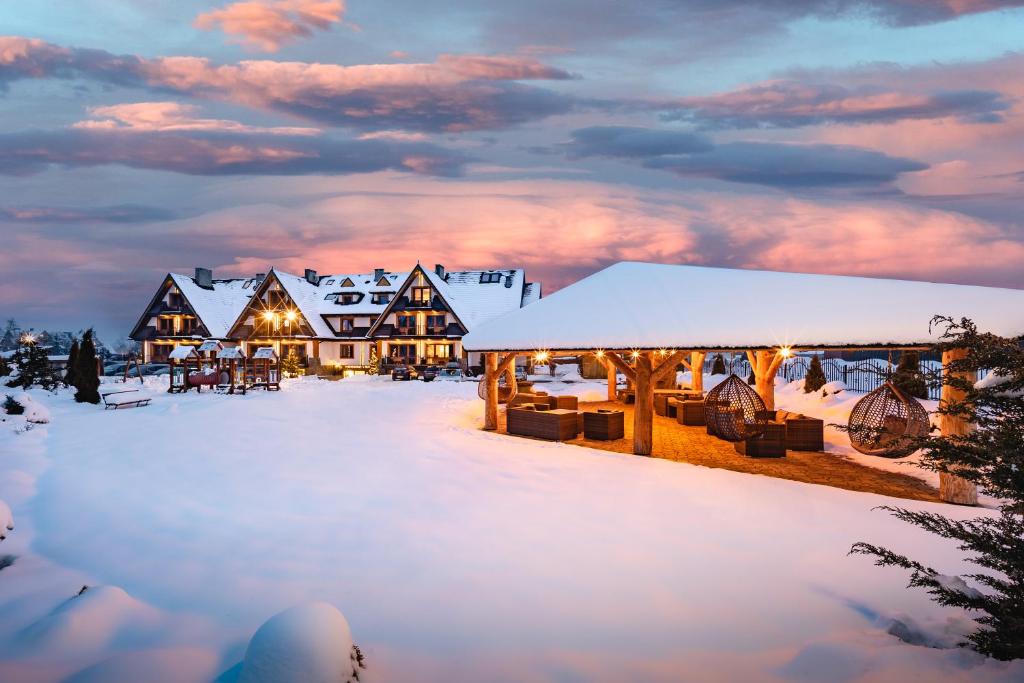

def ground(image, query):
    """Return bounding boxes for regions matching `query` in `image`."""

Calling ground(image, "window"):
[324,292,339,300]
[371,292,391,305]
[242,279,254,289]
[339,344,354,359]
[479,272,502,284]
[168,292,184,308]
[396,315,415,334]
[337,293,362,305]
[157,317,171,333]
[426,315,445,332]
[339,277,354,287]
[411,287,431,305]
[325,279,335,285]
[182,317,197,334]
[340,317,354,332]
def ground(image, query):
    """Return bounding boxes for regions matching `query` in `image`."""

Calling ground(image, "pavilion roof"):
[462,262,1024,353]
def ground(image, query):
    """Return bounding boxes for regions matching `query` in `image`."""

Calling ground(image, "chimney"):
[194,267,213,289]
[374,268,385,281]
[304,268,318,285]
[434,263,446,280]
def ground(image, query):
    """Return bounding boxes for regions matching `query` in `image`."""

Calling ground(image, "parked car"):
[514,366,528,382]
[391,364,416,381]
[437,362,464,381]
[419,366,438,382]
[103,362,127,376]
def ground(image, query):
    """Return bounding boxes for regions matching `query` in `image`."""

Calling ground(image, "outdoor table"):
[583,409,625,440]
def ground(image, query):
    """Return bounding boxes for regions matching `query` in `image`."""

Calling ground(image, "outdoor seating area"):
[496,400,939,501]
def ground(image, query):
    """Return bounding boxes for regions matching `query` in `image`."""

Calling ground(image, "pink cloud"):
[195,0,346,52]
[0,36,574,131]
[72,102,321,135]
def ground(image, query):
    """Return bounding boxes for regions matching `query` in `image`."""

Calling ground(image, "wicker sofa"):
[758,410,825,452]
[507,406,580,441]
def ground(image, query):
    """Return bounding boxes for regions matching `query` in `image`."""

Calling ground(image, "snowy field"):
[0,376,1020,682]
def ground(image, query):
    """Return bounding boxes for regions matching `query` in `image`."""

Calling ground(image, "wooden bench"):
[101,390,152,410]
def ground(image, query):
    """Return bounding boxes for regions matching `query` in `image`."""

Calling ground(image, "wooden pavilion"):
[462,262,1024,506]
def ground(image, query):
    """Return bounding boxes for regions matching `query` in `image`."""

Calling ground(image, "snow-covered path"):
[0,378,1019,682]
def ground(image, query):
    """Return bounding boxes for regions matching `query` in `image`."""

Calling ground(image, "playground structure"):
[248,346,281,391]
[167,344,219,393]
[216,346,248,394]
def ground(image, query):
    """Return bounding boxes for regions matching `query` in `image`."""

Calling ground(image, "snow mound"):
[821,380,846,397]
[239,602,359,683]
[0,498,12,540]
[63,646,222,683]
[9,393,51,424]
[18,586,160,656]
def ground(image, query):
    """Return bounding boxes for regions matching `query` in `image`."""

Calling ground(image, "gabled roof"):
[367,264,469,337]
[252,346,277,359]
[168,345,199,359]
[462,261,1024,352]
[129,272,254,340]
[217,346,246,359]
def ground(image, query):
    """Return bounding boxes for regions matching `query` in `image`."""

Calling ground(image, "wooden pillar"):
[606,359,617,401]
[633,353,654,456]
[483,352,499,431]
[939,348,978,505]
[748,349,785,411]
[690,351,705,393]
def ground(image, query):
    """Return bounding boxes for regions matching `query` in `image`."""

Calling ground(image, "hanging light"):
[285,310,297,322]
[630,350,640,359]
[595,350,605,358]
[534,350,550,363]
[262,311,276,322]
[778,346,793,358]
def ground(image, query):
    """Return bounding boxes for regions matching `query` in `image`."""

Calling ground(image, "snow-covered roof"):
[431,268,534,329]
[197,340,222,353]
[252,346,277,359]
[462,262,1024,352]
[169,274,254,338]
[217,346,246,359]
[168,345,199,359]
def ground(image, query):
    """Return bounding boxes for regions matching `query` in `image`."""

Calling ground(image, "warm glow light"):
[630,350,640,359]
[20,332,36,345]
[658,348,667,356]
[779,346,793,358]
[534,350,549,363]
[595,350,604,358]
[262,311,276,321]
[285,310,297,322]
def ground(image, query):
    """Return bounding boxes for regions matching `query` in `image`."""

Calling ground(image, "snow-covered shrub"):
[0,498,13,541]
[821,380,845,398]
[239,602,365,683]
[10,393,50,423]
[3,395,24,415]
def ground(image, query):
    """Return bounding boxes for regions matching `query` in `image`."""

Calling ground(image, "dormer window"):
[371,292,392,305]
[324,292,339,300]
[411,287,431,305]
[339,316,354,332]
[337,293,363,305]
[325,278,335,285]
[480,272,502,284]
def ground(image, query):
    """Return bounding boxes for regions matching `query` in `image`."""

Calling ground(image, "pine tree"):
[0,354,10,378]
[281,349,301,377]
[73,329,101,404]
[65,338,80,388]
[6,336,61,390]
[851,317,1024,660]
[804,355,826,393]
[711,354,726,375]
[891,350,928,400]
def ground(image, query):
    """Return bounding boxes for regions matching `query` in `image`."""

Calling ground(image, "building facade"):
[130,264,541,374]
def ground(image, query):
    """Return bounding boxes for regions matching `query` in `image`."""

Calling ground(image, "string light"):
[534,350,550,363]
[595,350,605,358]
[630,350,640,359]
[778,346,793,358]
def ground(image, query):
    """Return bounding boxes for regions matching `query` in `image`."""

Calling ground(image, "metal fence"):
[698,353,990,401]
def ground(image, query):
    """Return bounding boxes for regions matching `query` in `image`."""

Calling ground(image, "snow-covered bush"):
[0,498,13,541]
[239,602,365,683]
[3,395,24,415]
[820,380,845,397]
[7,393,50,423]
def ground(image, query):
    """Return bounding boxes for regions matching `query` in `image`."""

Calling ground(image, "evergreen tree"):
[891,350,929,400]
[368,346,380,375]
[6,335,62,391]
[281,349,301,377]
[0,354,10,378]
[65,338,80,388]
[0,319,20,352]
[804,355,827,393]
[73,329,101,404]
[851,317,1024,660]
[711,354,726,375]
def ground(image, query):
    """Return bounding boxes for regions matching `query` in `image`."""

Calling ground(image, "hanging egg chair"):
[477,366,518,404]
[704,373,769,442]
[847,381,930,457]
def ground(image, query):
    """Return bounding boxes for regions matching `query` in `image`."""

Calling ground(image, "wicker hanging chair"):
[477,366,518,404]
[847,381,930,457]
[704,374,768,442]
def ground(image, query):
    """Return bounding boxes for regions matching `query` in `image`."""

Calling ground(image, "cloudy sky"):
[2,1,1024,342]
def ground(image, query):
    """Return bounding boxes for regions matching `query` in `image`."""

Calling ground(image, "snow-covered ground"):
[0,376,1019,682]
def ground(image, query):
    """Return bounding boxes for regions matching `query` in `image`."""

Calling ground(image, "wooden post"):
[484,352,499,431]
[633,353,654,456]
[606,358,616,401]
[939,348,978,505]
[747,349,786,411]
[690,351,705,393]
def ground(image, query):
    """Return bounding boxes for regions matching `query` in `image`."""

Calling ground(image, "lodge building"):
[129,263,541,374]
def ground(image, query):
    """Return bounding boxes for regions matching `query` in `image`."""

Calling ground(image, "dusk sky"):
[3,0,1024,343]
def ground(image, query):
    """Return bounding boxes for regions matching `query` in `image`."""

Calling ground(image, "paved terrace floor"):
[498,400,940,503]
